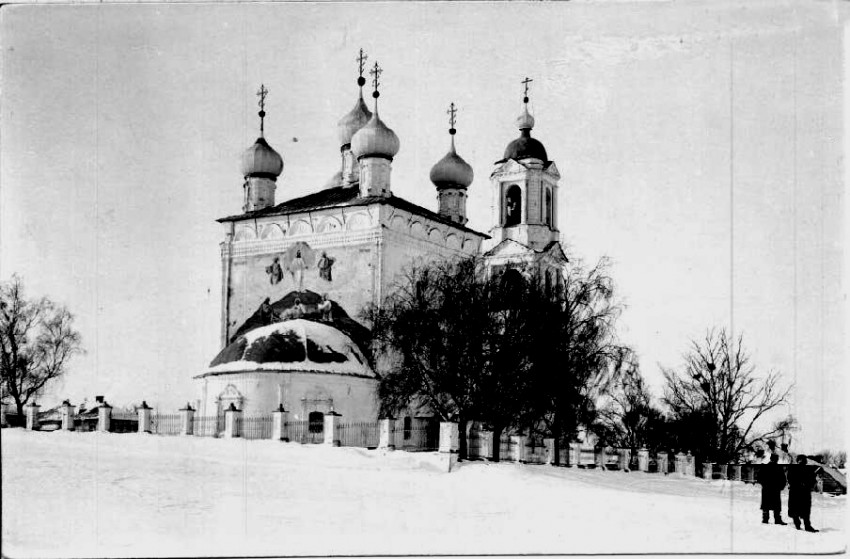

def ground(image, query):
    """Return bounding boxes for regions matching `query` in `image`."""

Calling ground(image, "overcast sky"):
[1,0,844,452]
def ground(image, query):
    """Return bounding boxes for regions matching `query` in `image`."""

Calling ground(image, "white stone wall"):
[196,370,379,422]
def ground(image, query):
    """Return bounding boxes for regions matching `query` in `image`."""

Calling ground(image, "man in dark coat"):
[758,453,787,525]
[787,455,819,532]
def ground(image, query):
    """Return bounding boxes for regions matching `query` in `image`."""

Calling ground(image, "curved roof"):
[241,137,284,179]
[430,141,473,190]
[503,130,548,162]
[205,319,375,378]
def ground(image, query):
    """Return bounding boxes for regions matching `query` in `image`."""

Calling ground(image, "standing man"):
[758,453,788,525]
[787,455,819,532]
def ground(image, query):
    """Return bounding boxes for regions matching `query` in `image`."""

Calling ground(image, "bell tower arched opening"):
[504,184,522,227]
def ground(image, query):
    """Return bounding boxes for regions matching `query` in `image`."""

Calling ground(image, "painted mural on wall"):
[228,240,374,342]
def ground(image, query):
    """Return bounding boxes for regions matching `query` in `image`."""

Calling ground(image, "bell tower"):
[488,78,560,252]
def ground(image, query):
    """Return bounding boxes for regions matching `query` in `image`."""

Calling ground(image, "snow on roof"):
[202,319,375,378]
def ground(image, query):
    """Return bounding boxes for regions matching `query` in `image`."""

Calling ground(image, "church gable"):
[483,238,536,259]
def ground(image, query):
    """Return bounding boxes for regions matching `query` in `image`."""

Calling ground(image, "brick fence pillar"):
[138,401,152,433]
[685,452,695,476]
[511,434,527,463]
[224,404,241,438]
[439,421,459,472]
[180,403,195,436]
[544,438,555,465]
[25,402,40,431]
[378,418,395,450]
[272,405,289,441]
[638,448,649,472]
[324,410,341,446]
[0,402,6,427]
[569,442,581,467]
[657,451,669,474]
[702,462,714,480]
[730,464,741,481]
[97,402,112,432]
[60,400,75,431]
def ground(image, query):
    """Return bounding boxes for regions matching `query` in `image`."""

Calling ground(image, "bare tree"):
[0,276,83,415]
[594,358,667,451]
[662,328,791,463]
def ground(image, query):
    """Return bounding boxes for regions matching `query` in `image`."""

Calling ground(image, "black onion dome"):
[503,130,548,162]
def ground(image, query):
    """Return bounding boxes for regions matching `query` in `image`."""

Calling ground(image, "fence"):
[150,413,181,436]
[285,420,324,444]
[338,421,379,448]
[194,415,224,437]
[393,419,439,451]
[239,415,273,440]
[110,412,139,434]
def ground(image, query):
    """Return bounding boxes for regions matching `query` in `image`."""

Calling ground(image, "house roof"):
[217,185,488,238]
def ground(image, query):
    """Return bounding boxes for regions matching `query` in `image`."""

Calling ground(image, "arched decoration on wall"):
[346,212,370,231]
[390,215,408,231]
[545,188,553,227]
[410,221,426,237]
[289,219,312,237]
[505,184,522,227]
[462,238,477,252]
[233,226,257,242]
[260,223,285,240]
[446,234,461,249]
[317,216,342,234]
[428,228,443,243]
[216,384,244,412]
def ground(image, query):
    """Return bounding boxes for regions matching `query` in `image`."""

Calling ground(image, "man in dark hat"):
[758,453,787,525]
[787,455,819,532]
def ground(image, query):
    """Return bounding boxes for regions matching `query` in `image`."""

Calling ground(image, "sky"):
[1,0,845,452]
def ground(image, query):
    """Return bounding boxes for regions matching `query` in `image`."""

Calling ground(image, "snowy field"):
[2,429,845,557]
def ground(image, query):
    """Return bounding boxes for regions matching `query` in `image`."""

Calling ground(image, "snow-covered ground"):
[2,429,845,557]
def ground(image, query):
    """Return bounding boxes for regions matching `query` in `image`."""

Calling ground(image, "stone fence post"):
[511,434,527,463]
[0,403,6,427]
[638,448,649,472]
[439,421,459,472]
[685,452,695,476]
[272,405,289,441]
[479,430,493,461]
[324,409,341,446]
[378,418,395,450]
[569,442,581,467]
[97,401,112,432]
[180,403,194,436]
[26,402,41,431]
[702,462,713,480]
[138,401,152,433]
[544,438,555,465]
[60,400,75,431]
[617,448,629,471]
[224,404,241,438]
[657,451,669,474]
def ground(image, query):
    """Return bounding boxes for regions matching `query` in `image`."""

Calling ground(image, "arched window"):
[308,411,324,433]
[545,188,553,227]
[505,185,521,227]
[500,268,525,295]
[403,416,412,440]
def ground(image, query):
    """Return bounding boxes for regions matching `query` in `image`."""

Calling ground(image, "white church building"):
[194,53,567,423]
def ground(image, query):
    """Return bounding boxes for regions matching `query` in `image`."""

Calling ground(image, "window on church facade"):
[308,411,324,433]
[403,416,412,440]
[545,188,553,226]
[505,184,521,226]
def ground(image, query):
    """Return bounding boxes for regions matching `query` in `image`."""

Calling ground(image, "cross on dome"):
[256,83,269,135]
[447,102,457,135]
[370,61,382,99]
[356,49,368,86]
[521,77,533,103]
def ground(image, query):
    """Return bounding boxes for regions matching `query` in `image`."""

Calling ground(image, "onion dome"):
[503,105,547,162]
[351,112,400,160]
[337,92,373,148]
[241,137,284,178]
[430,103,473,189]
[241,83,284,178]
